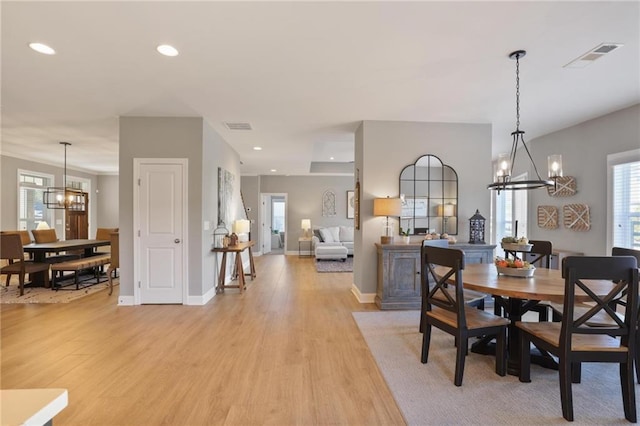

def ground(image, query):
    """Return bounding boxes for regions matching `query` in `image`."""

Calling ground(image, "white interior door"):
[261,194,272,254]
[135,159,187,304]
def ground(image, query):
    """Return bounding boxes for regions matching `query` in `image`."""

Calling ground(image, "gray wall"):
[97,174,119,228]
[240,175,260,245]
[257,175,355,252]
[118,116,242,302]
[1,155,99,237]
[202,121,243,296]
[355,120,493,296]
[119,117,204,299]
[528,104,640,256]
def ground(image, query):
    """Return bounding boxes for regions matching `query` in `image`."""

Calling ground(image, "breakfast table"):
[435,263,617,375]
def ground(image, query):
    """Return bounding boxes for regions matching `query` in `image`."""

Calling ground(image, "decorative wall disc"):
[537,205,558,229]
[563,203,590,231]
[548,176,577,197]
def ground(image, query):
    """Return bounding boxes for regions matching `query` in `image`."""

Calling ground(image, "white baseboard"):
[117,295,135,306]
[187,286,216,305]
[351,283,376,304]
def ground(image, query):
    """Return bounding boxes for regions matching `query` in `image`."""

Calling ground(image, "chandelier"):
[44,142,87,211]
[487,50,562,193]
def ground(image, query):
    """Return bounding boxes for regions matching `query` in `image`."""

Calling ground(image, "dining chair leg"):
[495,328,506,376]
[421,322,432,364]
[5,274,11,287]
[621,360,637,422]
[571,362,581,383]
[454,333,467,386]
[559,358,574,422]
[18,272,25,297]
[519,335,531,383]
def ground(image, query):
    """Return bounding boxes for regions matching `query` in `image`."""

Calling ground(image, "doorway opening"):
[260,193,287,255]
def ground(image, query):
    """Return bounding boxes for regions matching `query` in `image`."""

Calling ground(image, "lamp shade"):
[233,219,250,234]
[301,219,311,230]
[437,204,455,217]
[36,221,50,230]
[373,197,402,217]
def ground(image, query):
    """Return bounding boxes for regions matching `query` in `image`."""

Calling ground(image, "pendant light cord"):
[515,54,521,131]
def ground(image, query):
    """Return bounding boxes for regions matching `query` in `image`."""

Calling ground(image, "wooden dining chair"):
[106,232,119,296]
[420,246,508,386]
[611,247,640,383]
[496,240,554,321]
[517,256,638,422]
[1,230,33,286]
[1,233,51,296]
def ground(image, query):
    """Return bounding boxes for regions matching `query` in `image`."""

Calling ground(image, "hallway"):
[1,255,404,425]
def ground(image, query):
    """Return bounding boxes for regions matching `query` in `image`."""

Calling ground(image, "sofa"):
[312,226,354,259]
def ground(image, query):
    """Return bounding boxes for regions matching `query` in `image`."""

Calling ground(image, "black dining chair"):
[611,247,640,383]
[496,240,553,321]
[420,245,508,386]
[517,255,638,422]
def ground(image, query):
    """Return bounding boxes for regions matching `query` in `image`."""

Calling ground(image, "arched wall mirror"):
[399,154,458,235]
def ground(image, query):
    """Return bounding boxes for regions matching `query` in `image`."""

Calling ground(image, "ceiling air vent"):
[224,122,252,131]
[564,43,624,69]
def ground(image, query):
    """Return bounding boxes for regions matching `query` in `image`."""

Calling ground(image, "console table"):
[375,242,496,310]
[212,241,256,293]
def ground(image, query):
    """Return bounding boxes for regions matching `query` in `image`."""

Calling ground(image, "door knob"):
[174,239,181,243]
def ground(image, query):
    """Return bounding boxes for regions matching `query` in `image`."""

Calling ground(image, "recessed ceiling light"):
[270,169,277,172]
[29,42,55,55]
[330,157,335,160]
[157,44,179,57]
[253,146,262,151]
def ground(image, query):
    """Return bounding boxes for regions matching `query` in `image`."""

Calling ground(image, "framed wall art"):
[347,190,355,219]
[354,170,361,230]
[537,205,558,229]
[563,203,591,231]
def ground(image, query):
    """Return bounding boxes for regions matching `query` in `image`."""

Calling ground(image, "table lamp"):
[373,197,402,244]
[301,219,311,238]
[36,221,50,230]
[437,203,455,234]
[233,219,251,242]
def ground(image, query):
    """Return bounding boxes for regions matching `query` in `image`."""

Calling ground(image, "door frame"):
[133,158,189,305]
[260,192,287,254]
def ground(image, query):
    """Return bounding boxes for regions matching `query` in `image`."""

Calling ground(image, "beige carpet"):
[0,277,117,304]
[353,310,638,425]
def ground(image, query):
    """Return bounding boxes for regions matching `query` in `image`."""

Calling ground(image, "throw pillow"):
[313,228,324,242]
[328,226,341,242]
[319,228,334,243]
[339,226,354,242]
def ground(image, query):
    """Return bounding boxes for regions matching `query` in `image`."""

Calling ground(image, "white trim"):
[16,168,55,231]
[118,295,136,306]
[187,286,216,305]
[351,283,376,304]
[606,148,640,253]
[133,158,189,305]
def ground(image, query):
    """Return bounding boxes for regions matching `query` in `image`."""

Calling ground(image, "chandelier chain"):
[515,54,520,131]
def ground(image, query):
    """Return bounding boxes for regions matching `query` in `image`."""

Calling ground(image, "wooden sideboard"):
[375,242,496,310]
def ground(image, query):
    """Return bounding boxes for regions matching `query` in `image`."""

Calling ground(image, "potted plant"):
[400,228,411,244]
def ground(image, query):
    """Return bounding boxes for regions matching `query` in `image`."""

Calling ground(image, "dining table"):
[23,239,111,287]
[435,263,618,375]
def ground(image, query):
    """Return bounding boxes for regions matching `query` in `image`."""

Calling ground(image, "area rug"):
[0,279,117,304]
[315,257,353,273]
[353,310,637,425]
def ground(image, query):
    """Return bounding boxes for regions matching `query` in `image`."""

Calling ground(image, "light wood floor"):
[1,255,405,425]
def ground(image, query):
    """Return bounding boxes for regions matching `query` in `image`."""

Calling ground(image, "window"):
[18,170,55,231]
[609,149,640,250]
[494,173,528,243]
[272,199,285,234]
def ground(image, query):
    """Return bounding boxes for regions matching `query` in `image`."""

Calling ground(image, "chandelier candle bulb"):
[548,154,563,178]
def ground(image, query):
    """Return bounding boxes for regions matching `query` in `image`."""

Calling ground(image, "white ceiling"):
[2,1,639,175]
